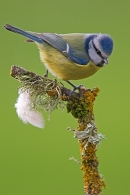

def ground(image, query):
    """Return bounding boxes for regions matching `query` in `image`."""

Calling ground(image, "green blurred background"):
[0,0,129,194]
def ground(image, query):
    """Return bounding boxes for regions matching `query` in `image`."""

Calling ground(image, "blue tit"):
[4,24,113,83]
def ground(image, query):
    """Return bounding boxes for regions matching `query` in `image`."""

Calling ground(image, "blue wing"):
[4,24,89,65]
[36,33,89,65]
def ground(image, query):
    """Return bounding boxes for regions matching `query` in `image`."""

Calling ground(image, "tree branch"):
[10,65,106,195]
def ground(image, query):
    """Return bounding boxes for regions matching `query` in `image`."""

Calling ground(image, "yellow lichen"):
[76,87,105,194]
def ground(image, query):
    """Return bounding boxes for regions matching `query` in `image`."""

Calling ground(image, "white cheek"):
[88,45,102,65]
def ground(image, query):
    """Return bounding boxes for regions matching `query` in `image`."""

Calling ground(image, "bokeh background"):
[0,0,130,194]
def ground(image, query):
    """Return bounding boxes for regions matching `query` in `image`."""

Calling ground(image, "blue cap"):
[99,34,113,55]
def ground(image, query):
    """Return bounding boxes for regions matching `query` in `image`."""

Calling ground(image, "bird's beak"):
[103,58,108,64]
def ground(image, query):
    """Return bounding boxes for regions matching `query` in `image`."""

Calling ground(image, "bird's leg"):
[44,69,48,77]
[67,81,83,92]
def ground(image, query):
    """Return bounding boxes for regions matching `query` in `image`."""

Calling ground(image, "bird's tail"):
[4,24,43,43]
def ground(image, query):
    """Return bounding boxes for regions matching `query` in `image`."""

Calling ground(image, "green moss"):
[18,74,65,115]
[67,97,89,119]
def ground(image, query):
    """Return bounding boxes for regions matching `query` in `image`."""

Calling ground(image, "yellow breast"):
[37,43,100,81]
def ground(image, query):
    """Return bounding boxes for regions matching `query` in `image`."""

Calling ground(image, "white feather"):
[15,90,44,128]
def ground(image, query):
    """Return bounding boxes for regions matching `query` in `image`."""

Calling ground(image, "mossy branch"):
[10,65,106,195]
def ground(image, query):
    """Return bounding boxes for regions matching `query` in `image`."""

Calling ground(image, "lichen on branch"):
[10,65,106,195]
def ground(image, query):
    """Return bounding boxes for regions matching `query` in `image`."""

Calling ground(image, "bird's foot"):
[67,81,83,91]
[67,81,83,97]
[43,69,48,77]
[72,84,83,92]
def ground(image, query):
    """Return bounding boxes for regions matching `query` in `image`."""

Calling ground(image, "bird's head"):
[88,34,113,67]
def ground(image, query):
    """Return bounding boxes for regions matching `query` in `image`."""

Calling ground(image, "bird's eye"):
[96,49,102,56]
[94,47,102,56]
[92,41,102,57]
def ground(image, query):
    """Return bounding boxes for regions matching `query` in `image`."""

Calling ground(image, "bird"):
[4,24,113,88]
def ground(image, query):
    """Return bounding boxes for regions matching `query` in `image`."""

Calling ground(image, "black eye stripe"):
[92,41,103,58]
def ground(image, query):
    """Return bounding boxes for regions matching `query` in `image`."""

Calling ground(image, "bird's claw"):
[67,81,83,91]
[43,69,48,77]
[72,84,83,92]
[67,81,84,97]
